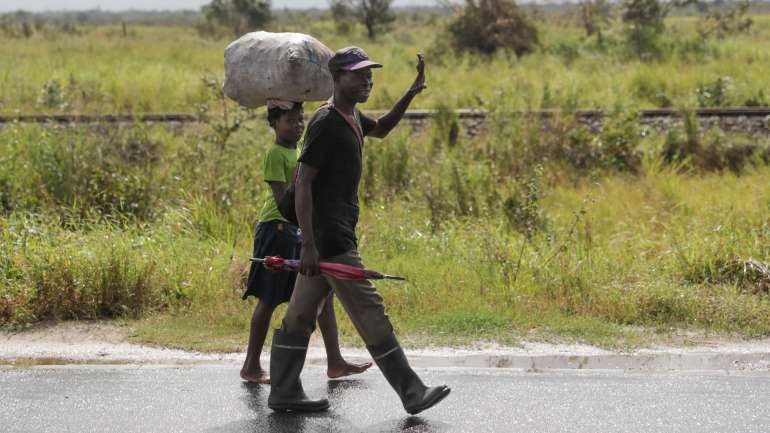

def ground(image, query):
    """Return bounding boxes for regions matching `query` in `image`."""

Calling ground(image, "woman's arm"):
[268,181,288,205]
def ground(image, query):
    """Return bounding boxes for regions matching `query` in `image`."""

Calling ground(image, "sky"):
[0,0,441,13]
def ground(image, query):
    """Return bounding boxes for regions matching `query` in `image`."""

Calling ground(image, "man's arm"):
[369,54,426,139]
[295,162,321,277]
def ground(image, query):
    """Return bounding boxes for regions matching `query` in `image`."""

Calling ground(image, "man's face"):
[337,68,374,103]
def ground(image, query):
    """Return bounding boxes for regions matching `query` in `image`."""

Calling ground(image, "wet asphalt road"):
[2,365,770,433]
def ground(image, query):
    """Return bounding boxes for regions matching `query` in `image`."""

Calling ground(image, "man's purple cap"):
[328,46,383,72]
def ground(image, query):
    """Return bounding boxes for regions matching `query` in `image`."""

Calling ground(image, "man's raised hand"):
[408,54,427,96]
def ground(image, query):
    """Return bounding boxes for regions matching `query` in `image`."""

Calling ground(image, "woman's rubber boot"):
[368,334,451,415]
[267,329,329,413]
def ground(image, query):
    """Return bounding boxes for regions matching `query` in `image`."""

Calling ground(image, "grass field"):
[1,14,769,115]
[1,11,770,351]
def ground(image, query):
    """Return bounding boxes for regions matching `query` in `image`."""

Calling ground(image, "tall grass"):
[1,105,769,348]
[1,13,770,349]
[1,15,769,115]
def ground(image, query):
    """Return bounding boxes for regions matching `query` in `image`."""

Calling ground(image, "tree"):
[621,0,704,57]
[579,0,612,42]
[329,0,354,34]
[202,0,271,38]
[329,0,396,39]
[698,0,753,39]
[621,0,667,57]
[447,0,539,57]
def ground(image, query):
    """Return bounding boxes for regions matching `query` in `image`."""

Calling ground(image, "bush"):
[565,125,602,171]
[698,0,753,39]
[201,0,271,38]
[432,103,461,151]
[548,39,581,65]
[662,108,701,166]
[362,129,411,202]
[597,108,642,172]
[578,0,612,40]
[503,165,547,238]
[695,76,733,107]
[447,0,539,57]
[37,80,68,110]
[0,13,35,38]
[743,89,769,108]
[661,114,770,173]
[699,128,769,173]
[0,125,164,221]
[621,0,666,59]
[630,72,673,107]
[330,0,396,40]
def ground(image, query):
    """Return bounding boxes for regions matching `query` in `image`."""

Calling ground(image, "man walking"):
[267,47,451,414]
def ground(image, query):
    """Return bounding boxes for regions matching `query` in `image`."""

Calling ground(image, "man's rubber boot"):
[267,329,329,412]
[368,335,451,415]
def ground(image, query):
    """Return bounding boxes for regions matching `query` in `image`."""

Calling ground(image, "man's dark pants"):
[282,249,394,346]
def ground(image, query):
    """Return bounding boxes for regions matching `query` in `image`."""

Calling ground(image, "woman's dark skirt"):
[242,220,301,308]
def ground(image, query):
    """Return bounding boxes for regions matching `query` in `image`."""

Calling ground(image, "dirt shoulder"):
[2,321,770,371]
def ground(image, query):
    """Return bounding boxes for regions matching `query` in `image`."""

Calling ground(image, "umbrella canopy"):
[250,256,405,281]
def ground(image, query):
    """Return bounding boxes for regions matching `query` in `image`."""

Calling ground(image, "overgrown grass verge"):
[3,166,768,351]
[2,81,770,350]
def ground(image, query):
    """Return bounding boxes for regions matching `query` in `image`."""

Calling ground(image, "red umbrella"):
[250,256,405,281]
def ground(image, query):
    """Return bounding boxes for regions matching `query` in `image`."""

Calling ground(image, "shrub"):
[621,0,666,59]
[201,0,271,38]
[447,0,539,57]
[684,257,770,295]
[662,108,700,166]
[597,108,642,172]
[503,165,547,238]
[549,39,581,65]
[578,0,612,41]
[699,128,767,173]
[362,129,410,202]
[743,89,769,108]
[23,126,164,220]
[432,103,461,151]
[37,80,68,110]
[695,76,733,107]
[630,72,673,107]
[565,126,602,171]
[331,0,396,39]
[0,13,35,38]
[698,0,753,39]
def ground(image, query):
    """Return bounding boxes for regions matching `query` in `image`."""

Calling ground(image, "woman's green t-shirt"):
[259,144,299,223]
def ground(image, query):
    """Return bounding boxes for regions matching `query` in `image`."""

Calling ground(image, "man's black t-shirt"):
[298,105,377,259]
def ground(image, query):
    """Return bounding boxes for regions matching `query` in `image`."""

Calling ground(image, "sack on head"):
[224,32,334,108]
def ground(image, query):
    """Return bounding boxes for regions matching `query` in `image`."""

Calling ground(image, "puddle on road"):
[0,357,136,368]
[0,357,213,368]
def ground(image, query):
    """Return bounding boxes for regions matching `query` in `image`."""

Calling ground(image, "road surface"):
[2,365,770,433]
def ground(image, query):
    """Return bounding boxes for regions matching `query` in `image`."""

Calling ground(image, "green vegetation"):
[330,0,396,40]
[1,6,770,351]
[2,109,769,350]
[1,10,769,114]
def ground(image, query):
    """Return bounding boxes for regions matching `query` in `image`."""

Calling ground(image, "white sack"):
[224,31,334,108]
